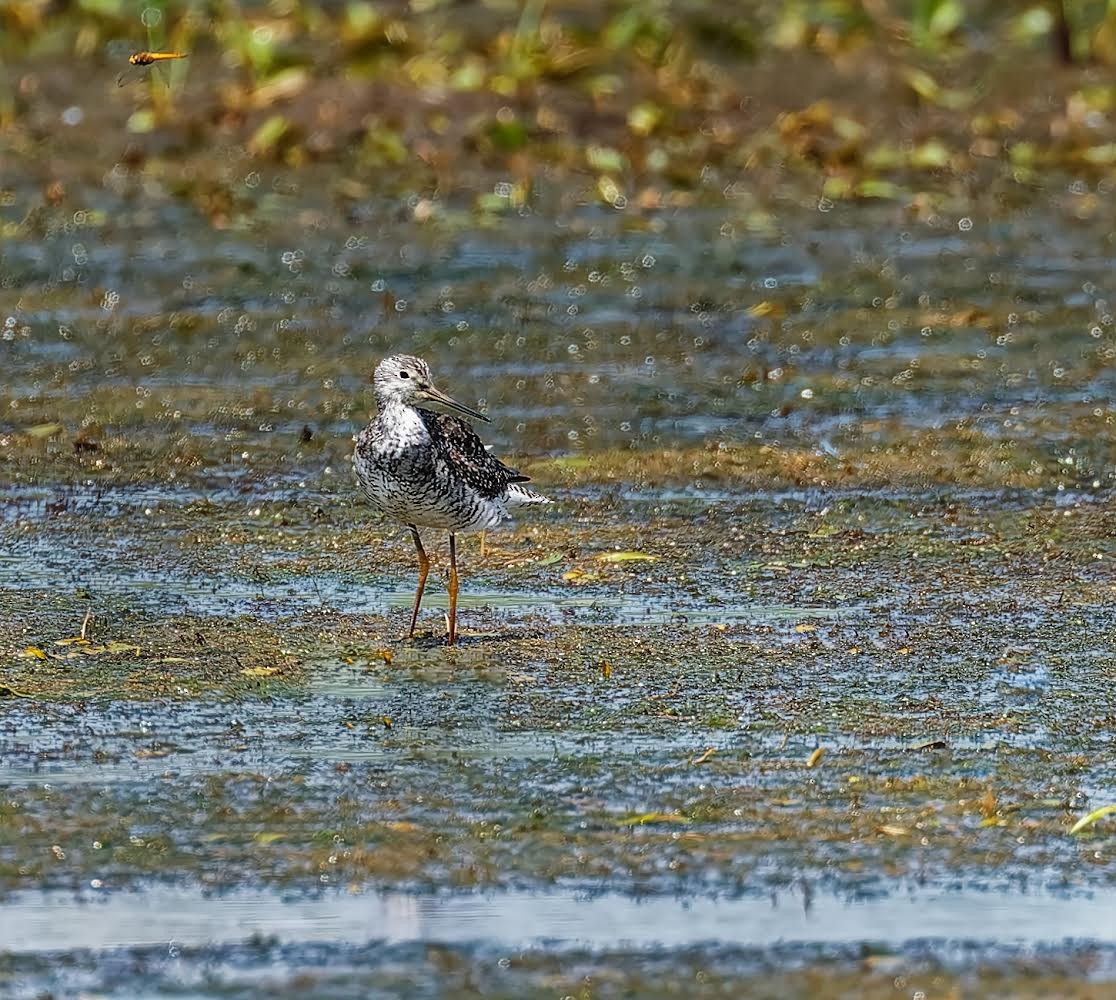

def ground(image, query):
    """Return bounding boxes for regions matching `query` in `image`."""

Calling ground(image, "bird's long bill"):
[421,385,490,422]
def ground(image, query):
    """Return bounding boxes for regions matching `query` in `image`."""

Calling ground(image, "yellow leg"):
[407,524,429,640]
[447,533,459,645]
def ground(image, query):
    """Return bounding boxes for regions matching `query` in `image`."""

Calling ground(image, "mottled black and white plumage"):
[353,354,551,644]
[353,355,551,531]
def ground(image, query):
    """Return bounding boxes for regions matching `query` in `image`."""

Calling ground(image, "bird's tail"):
[507,483,552,505]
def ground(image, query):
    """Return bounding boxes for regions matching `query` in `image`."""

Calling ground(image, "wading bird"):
[354,355,551,644]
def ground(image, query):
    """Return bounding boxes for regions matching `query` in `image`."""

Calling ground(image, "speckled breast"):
[353,435,505,531]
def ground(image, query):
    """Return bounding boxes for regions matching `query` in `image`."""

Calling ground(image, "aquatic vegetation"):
[7,3,1116,203]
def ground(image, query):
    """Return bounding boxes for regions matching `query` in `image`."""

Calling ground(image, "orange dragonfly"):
[117,51,189,87]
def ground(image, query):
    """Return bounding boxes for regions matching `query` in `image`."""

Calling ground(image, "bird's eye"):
[399,370,409,379]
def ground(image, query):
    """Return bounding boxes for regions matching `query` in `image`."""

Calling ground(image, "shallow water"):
[4,188,1115,473]
[3,52,1116,995]
[7,885,1116,953]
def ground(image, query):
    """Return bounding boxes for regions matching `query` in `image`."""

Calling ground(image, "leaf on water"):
[909,738,947,751]
[252,67,310,107]
[902,69,969,109]
[66,641,142,657]
[596,551,658,563]
[794,624,817,633]
[536,552,563,566]
[248,114,291,156]
[0,681,33,698]
[747,300,785,318]
[134,748,171,759]
[126,109,157,134]
[1082,144,1116,165]
[1069,804,1116,836]
[806,747,825,768]
[926,0,964,37]
[910,140,951,169]
[627,101,662,137]
[24,422,64,439]
[55,637,91,646]
[861,144,905,172]
[381,715,392,729]
[690,747,716,766]
[253,831,285,845]
[240,666,280,677]
[876,824,909,837]
[596,175,624,206]
[601,661,612,679]
[587,145,626,174]
[856,179,908,201]
[822,175,853,200]
[21,646,48,660]
[617,812,690,827]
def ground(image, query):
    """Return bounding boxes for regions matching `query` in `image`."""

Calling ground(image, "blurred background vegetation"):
[7,0,1116,218]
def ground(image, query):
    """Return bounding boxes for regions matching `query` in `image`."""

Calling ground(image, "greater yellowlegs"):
[354,354,551,644]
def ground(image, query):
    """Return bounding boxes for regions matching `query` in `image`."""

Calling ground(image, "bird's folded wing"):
[419,409,530,498]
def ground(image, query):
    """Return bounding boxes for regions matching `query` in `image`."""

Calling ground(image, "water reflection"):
[3,885,1115,953]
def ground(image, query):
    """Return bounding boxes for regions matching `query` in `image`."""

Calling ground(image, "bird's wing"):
[418,409,530,499]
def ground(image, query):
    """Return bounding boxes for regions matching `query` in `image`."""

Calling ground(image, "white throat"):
[376,398,430,450]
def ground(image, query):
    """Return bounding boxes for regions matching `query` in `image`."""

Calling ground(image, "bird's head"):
[372,355,488,421]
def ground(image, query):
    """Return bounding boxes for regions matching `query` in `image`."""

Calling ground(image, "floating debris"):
[1070,804,1116,836]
